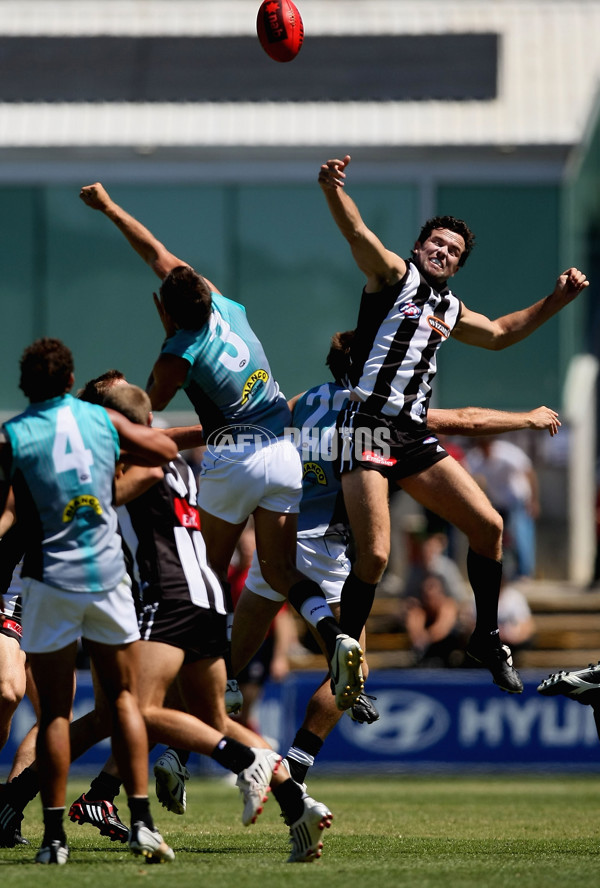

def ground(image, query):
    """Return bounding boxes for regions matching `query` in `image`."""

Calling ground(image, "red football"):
[256,0,304,63]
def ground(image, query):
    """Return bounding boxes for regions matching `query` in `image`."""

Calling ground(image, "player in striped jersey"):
[319,154,588,695]
[79,183,364,712]
[230,331,562,785]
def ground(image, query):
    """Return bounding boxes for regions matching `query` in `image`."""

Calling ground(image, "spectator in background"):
[402,531,469,606]
[403,574,468,667]
[465,436,539,579]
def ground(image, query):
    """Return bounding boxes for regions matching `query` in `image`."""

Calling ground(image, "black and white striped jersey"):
[349,260,462,424]
[117,455,226,614]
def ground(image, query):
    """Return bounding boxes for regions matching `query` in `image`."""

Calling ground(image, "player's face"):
[413,228,466,285]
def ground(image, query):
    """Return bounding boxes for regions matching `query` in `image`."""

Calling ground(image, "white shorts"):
[198,437,302,525]
[245,534,350,604]
[20,575,140,654]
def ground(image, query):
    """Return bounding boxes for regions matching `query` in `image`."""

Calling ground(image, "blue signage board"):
[1,669,598,775]
[278,669,600,771]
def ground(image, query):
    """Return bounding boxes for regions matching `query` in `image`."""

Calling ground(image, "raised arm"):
[428,405,561,437]
[452,267,589,350]
[79,183,185,280]
[318,154,406,291]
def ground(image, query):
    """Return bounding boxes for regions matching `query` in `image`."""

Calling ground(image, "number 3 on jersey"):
[52,405,94,483]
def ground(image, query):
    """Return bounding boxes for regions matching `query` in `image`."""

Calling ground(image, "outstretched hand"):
[79,183,111,211]
[527,406,561,436]
[553,267,589,305]
[318,154,352,190]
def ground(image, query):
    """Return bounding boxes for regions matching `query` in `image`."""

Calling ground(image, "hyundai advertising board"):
[1,670,598,772]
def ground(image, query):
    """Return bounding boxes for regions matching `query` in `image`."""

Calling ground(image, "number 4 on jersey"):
[52,405,94,483]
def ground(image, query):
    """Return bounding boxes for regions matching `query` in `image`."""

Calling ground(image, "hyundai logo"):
[339,690,450,753]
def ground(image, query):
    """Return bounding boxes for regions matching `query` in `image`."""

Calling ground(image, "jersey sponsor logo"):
[174,498,201,530]
[241,368,269,405]
[400,301,423,319]
[427,316,451,338]
[303,461,327,485]
[62,495,103,522]
[361,450,397,467]
[0,617,22,639]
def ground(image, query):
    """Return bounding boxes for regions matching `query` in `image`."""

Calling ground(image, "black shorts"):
[0,612,22,643]
[137,598,228,664]
[335,402,448,482]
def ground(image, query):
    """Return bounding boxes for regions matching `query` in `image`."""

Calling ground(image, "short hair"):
[101,384,152,426]
[77,369,126,404]
[19,337,74,402]
[417,215,476,266]
[159,265,212,330]
[326,329,355,385]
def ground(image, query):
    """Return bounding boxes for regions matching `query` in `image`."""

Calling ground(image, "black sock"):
[467,548,502,636]
[6,765,39,808]
[339,570,377,639]
[271,778,304,825]
[316,617,343,659]
[222,580,236,678]
[86,770,121,803]
[42,807,66,845]
[286,728,324,783]
[211,737,255,774]
[128,796,153,829]
[170,748,190,767]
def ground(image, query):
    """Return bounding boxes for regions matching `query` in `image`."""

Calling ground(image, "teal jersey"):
[4,394,125,593]
[293,381,350,539]
[161,292,291,436]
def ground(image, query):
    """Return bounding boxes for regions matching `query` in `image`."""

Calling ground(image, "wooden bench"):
[287,584,600,673]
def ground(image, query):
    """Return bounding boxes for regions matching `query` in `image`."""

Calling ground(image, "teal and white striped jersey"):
[161,291,291,436]
[3,393,126,593]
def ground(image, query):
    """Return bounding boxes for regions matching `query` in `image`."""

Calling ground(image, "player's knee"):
[354,548,388,583]
[0,680,24,713]
[471,510,503,559]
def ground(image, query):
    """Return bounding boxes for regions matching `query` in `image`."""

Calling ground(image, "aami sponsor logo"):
[427,316,451,338]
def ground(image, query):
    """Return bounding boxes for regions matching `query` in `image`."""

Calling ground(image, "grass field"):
[1,773,599,887]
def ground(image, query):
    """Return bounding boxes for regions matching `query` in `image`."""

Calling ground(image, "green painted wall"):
[0,177,567,418]
[434,183,563,410]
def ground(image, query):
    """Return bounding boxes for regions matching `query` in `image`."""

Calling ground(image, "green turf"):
[1,774,599,887]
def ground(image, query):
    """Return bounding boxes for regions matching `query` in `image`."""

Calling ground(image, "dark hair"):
[159,265,212,330]
[101,384,152,426]
[77,369,126,404]
[19,337,74,402]
[417,215,476,266]
[326,329,355,385]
